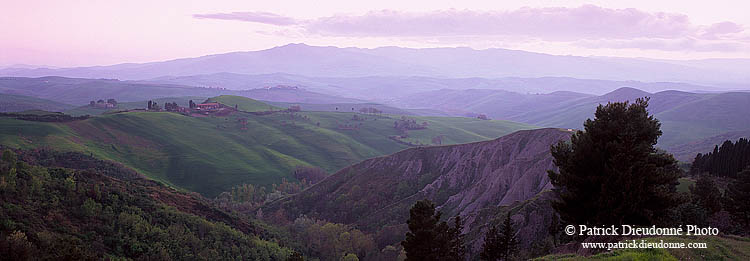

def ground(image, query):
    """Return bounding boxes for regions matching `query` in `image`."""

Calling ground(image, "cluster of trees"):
[691,138,750,177]
[146,100,160,111]
[402,200,465,261]
[0,149,293,260]
[89,99,117,107]
[676,166,750,234]
[394,116,428,131]
[480,213,518,261]
[163,102,180,112]
[402,200,521,260]
[188,100,197,109]
[214,178,313,212]
[287,216,378,260]
[0,112,90,122]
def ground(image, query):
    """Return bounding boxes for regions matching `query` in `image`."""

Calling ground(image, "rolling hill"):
[0,96,537,197]
[146,72,714,100]
[395,87,750,150]
[513,88,750,148]
[0,93,74,112]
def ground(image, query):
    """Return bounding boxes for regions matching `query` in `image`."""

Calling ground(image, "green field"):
[206,95,281,112]
[0,97,536,197]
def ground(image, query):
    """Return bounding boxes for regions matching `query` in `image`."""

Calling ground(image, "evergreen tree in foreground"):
[548,97,681,226]
[480,213,518,261]
[725,167,750,233]
[402,200,464,261]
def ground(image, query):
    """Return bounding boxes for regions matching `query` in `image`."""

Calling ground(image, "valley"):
[4,8,750,258]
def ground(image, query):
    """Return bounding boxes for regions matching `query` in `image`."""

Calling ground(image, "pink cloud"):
[193,5,749,52]
[701,21,744,40]
[305,5,695,40]
[193,11,298,26]
[195,5,701,40]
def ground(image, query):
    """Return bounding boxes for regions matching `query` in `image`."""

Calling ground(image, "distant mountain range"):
[146,72,715,98]
[2,44,750,90]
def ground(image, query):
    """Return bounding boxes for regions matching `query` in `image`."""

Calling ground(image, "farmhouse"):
[196,102,220,111]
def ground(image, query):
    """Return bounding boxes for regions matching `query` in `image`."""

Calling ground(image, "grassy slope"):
[536,235,750,260]
[0,109,536,197]
[206,95,281,112]
[0,93,74,112]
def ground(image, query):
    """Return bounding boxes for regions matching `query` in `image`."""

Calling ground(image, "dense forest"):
[691,138,750,177]
[0,148,293,260]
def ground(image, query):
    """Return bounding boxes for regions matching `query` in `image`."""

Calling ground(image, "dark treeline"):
[0,112,90,122]
[691,138,750,177]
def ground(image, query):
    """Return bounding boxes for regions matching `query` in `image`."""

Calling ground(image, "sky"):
[2,0,750,67]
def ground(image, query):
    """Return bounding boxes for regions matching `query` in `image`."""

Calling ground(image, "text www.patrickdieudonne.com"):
[581,239,707,250]
[568,224,715,250]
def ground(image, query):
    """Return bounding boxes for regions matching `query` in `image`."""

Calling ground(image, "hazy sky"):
[3,0,750,67]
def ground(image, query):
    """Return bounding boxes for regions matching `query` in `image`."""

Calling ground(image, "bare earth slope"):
[267,128,572,231]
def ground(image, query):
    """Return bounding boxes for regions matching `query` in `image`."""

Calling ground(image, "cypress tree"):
[480,212,518,261]
[548,97,681,226]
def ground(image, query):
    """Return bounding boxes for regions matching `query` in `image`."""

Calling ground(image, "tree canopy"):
[401,200,464,261]
[548,97,681,226]
[480,212,518,261]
